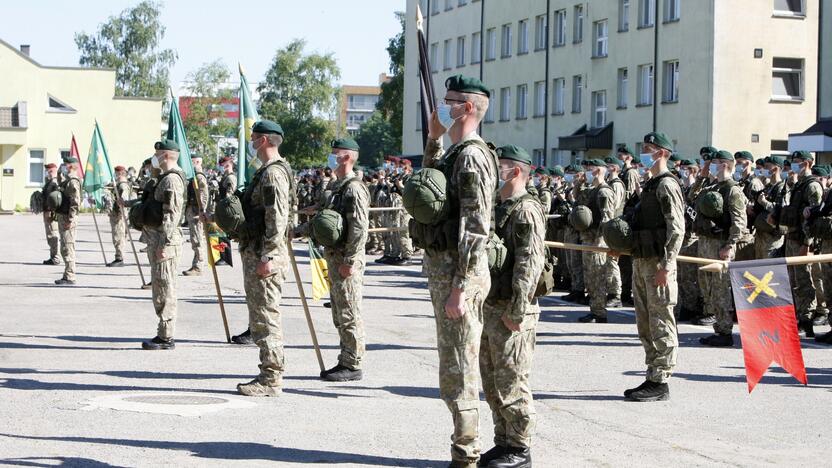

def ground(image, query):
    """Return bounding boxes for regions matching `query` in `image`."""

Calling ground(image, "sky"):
[0,0,405,91]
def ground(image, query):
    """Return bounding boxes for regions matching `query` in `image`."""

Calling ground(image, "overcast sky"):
[1,0,405,90]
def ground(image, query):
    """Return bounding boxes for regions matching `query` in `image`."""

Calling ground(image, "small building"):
[0,38,162,211]
[337,74,389,137]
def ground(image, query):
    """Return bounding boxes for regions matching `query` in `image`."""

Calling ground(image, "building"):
[178,96,240,124]
[403,0,819,167]
[790,0,832,163]
[338,75,389,136]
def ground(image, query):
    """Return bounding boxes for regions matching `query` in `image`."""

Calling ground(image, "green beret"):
[767,156,787,168]
[734,151,753,161]
[552,166,565,177]
[496,144,532,165]
[191,153,202,159]
[445,74,490,98]
[583,158,607,168]
[617,145,633,156]
[713,150,734,161]
[643,132,674,151]
[699,146,717,159]
[812,166,829,177]
[252,120,284,135]
[534,167,546,175]
[331,137,360,151]
[669,152,683,162]
[791,150,814,161]
[64,157,79,164]
[142,158,152,166]
[604,156,624,169]
[154,139,180,152]
[755,158,766,167]
[667,160,676,169]
[564,164,584,173]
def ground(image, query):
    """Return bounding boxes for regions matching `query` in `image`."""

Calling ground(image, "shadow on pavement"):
[331,385,439,399]
[0,456,120,467]
[622,367,832,387]
[285,343,435,352]
[364,268,423,278]
[534,392,621,401]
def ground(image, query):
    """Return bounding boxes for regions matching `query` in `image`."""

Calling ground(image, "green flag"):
[237,64,260,189]
[167,90,195,179]
[82,122,114,208]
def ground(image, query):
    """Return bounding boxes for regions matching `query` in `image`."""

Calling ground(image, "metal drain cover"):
[124,395,227,405]
[82,392,257,416]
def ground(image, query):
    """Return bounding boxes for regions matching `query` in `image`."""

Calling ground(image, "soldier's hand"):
[501,314,521,332]
[444,288,466,320]
[718,246,733,261]
[607,250,621,259]
[655,268,669,287]
[256,260,274,278]
[338,264,353,279]
[798,244,811,257]
[156,248,166,261]
[757,192,767,205]
[427,110,446,140]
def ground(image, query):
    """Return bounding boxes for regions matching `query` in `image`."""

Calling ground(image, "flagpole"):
[194,177,231,343]
[114,183,146,286]
[287,231,325,372]
[89,207,109,265]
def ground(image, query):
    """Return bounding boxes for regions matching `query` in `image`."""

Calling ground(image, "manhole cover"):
[82,393,257,417]
[124,395,227,405]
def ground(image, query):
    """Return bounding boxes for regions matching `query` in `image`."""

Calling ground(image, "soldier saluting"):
[54,157,82,285]
[106,165,132,267]
[41,163,61,266]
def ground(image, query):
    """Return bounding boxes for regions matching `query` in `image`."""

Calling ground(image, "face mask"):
[732,168,743,181]
[585,171,596,184]
[533,176,541,187]
[791,163,801,174]
[327,153,339,170]
[708,164,719,177]
[637,167,646,176]
[678,169,688,179]
[760,169,771,178]
[564,174,575,184]
[151,155,161,169]
[437,103,459,129]
[60,166,69,176]
[640,153,655,170]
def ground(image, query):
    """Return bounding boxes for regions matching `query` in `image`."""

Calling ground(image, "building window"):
[593,20,608,57]
[619,0,630,31]
[663,60,680,102]
[445,0,453,11]
[471,32,482,64]
[574,5,584,43]
[772,57,804,101]
[638,63,654,105]
[572,75,583,113]
[416,101,422,130]
[419,0,427,15]
[533,149,545,167]
[443,39,453,70]
[457,36,466,67]
[771,140,790,155]
[552,149,571,166]
[28,149,44,185]
[639,0,655,27]
[431,0,440,15]
[458,0,467,6]
[617,68,629,108]
[484,90,496,122]
[517,84,528,119]
[535,14,548,51]
[553,78,566,115]
[554,10,567,46]
[773,0,805,16]
[592,90,607,128]
[534,81,546,117]
[500,87,512,121]
[501,24,513,58]
[430,43,438,72]
[664,0,680,21]
[47,95,76,113]
[486,28,497,60]
[518,19,529,54]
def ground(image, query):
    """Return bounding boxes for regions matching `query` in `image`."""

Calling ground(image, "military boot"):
[321,364,363,382]
[375,255,392,264]
[42,258,60,265]
[142,336,175,350]
[487,446,531,468]
[231,328,253,345]
[699,334,734,347]
[54,277,76,286]
[815,331,832,344]
[691,315,716,326]
[606,294,622,308]
[182,267,202,276]
[107,258,124,267]
[626,381,669,402]
[562,291,585,303]
[623,380,651,398]
[798,318,815,338]
[578,313,607,323]
[477,446,506,467]
[812,314,829,326]
[141,281,153,290]
[237,379,281,397]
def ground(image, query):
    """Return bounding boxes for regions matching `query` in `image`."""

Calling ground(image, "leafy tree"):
[181,59,235,167]
[355,112,397,168]
[75,1,176,98]
[376,11,405,153]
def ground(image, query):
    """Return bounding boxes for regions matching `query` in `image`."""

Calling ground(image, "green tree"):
[355,112,397,168]
[181,59,235,167]
[74,0,176,98]
[376,11,405,153]
[257,39,341,167]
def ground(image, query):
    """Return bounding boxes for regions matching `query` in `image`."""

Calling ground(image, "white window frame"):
[534,81,546,117]
[554,10,567,46]
[484,90,496,122]
[501,23,513,58]
[518,19,529,54]
[471,32,482,64]
[619,0,630,31]
[533,149,545,167]
[773,0,806,17]
[443,39,453,70]
[572,75,583,113]
[592,90,607,128]
[445,0,453,11]
[638,64,654,105]
[664,0,680,21]
[771,57,804,101]
[28,149,45,186]
[456,36,466,67]
[431,0,440,15]
[486,28,497,61]
[416,101,422,131]
[593,20,608,57]
[458,0,468,6]
[617,68,629,108]
[500,87,512,121]
[517,84,529,119]
[639,0,655,27]
[535,14,548,51]
[430,43,439,72]
[553,78,565,115]
[574,4,584,43]
[663,60,680,102]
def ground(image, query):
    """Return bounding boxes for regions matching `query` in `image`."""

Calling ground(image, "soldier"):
[604,156,626,307]
[54,157,82,285]
[619,132,685,402]
[318,137,370,382]
[561,164,586,303]
[41,163,61,265]
[479,145,544,468]
[734,151,765,261]
[106,166,132,267]
[675,158,703,321]
[754,156,788,259]
[391,159,414,264]
[183,154,209,276]
[535,168,553,215]
[576,160,616,323]
[617,146,641,306]
[421,75,497,467]
[687,147,719,325]
[142,139,187,350]
[549,166,571,290]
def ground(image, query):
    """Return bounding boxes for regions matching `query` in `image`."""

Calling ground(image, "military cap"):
[617,145,634,156]
[64,157,79,164]
[812,166,829,177]
[713,150,734,161]
[680,158,698,166]
[734,151,754,161]
[552,165,565,177]
[534,167,546,175]
[142,158,152,166]
[643,132,674,151]
[496,144,532,165]
[154,139,180,152]
[604,156,624,169]
[445,74,490,97]
[768,156,787,168]
[583,158,607,168]
[251,120,284,135]
[44,163,57,170]
[219,157,233,165]
[401,159,412,166]
[791,150,813,161]
[755,158,766,167]
[669,152,683,162]
[699,146,717,158]
[114,165,126,172]
[190,153,203,159]
[331,137,360,151]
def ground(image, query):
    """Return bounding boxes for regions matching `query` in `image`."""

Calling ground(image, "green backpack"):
[215,191,246,239]
[310,209,345,248]
[402,168,450,225]
[602,217,635,252]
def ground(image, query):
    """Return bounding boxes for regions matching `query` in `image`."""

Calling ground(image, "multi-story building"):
[338,76,388,136]
[0,38,162,211]
[403,0,819,166]
[178,96,240,125]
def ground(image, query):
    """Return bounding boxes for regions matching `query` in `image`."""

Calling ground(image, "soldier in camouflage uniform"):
[809,165,830,326]
[54,157,82,285]
[183,154,209,276]
[686,147,720,325]
[395,159,415,262]
[675,159,703,321]
[106,166,132,267]
[561,165,586,303]
[479,145,544,467]
[733,151,765,262]
[753,156,788,259]
[533,167,552,214]
[617,146,642,306]
[365,173,383,254]
[548,166,570,290]
[319,138,370,382]
[41,163,61,265]
[422,75,497,467]
[142,139,186,350]
[604,156,626,307]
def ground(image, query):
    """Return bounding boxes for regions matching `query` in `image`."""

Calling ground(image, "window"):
[638,64,654,105]
[457,36,466,67]
[535,14,548,51]
[552,149,571,166]
[639,0,655,27]
[572,75,583,113]
[445,0,453,11]
[501,24,513,58]
[430,43,438,72]
[431,0,440,15]
[534,81,546,117]
[773,0,805,16]
[592,91,607,128]
[664,0,680,21]
[553,78,566,114]
[617,68,629,108]
[574,5,584,43]
[593,20,608,57]
[443,39,452,70]
[416,101,422,130]
[486,28,497,60]
[771,140,790,155]
[500,87,512,121]
[518,19,529,54]
[484,90,496,122]
[554,10,567,46]
[419,0,427,16]
[663,60,680,102]
[471,32,482,64]
[59,150,70,161]
[458,0,468,6]
[533,149,545,167]
[28,149,44,185]
[47,95,76,113]
[619,0,630,31]
[517,84,529,119]
[772,57,804,100]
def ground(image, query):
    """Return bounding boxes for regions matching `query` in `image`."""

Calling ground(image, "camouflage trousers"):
[325,253,366,370]
[676,239,702,319]
[242,249,287,386]
[57,215,77,281]
[606,255,621,298]
[187,215,204,269]
[812,262,828,320]
[397,212,414,259]
[632,258,678,383]
[109,213,126,261]
[821,241,832,319]
[366,213,381,252]
[382,212,398,257]
[580,231,608,318]
[785,239,816,321]
[619,255,633,300]
[564,226,584,293]
[697,236,734,335]
[480,301,538,449]
[43,212,59,261]
[754,230,784,260]
[151,243,181,340]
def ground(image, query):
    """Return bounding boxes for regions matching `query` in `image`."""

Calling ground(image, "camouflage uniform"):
[57,175,82,281]
[606,175,627,300]
[390,181,414,259]
[108,180,132,262]
[323,172,370,369]
[676,185,702,319]
[579,182,615,319]
[481,191,545,450]
[366,179,382,253]
[783,174,823,323]
[619,166,643,301]
[564,182,586,295]
[423,132,497,464]
[186,172,209,270]
[753,179,786,259]
[42,175,60,263]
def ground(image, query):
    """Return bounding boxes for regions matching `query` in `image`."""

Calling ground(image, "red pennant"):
[737,305,807,392]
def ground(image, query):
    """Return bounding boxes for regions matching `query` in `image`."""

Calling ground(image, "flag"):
[237,64,260,189]
[70,134,84,179]
[167,90,195,179]
[416,4,437,149]
[206,223,233,267]
[309,240,330,301]
[728,258,808,393]
[82,122,114,208]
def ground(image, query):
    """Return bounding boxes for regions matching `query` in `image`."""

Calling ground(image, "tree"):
[181,59,236,167]
[376,11,405,153]
[355,112,397,168]
[257,40,341,168]
[75,1,176,98]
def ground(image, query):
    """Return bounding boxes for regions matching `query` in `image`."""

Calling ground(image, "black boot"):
[388,256,407,265]
[375,255,391,264]
[321,364,363,382]
[42,258,60,265]
[578,313,607,323]
[626,381,669,402]
[812,315,829,326]
[798,319,815,338]
[54,277,76,285]
[477,445,506,467]
[142,336,175,350]
[699,334,734,347]
[815,331,832,344]
[562,291,583,302]
[606,294,622,308]
[107,258,124,267]
[621,293,634,307]
[691,315,716,326]
[487,446,531,468]
[323,302,332,308]
[231,328,253,345]
[623,380,651,398]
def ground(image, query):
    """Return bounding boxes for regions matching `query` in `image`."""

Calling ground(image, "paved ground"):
[0,213,830,467]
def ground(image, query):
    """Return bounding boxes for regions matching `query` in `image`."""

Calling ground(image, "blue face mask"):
[640,153,656,170]
[732,168,744,181]
[760,169,771,177]
[327,153,338,170]
[791,163,802,174]
[564,174,575,184]
[437,103,457,129]
[585,171,595,184]
[709,164,720,177]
